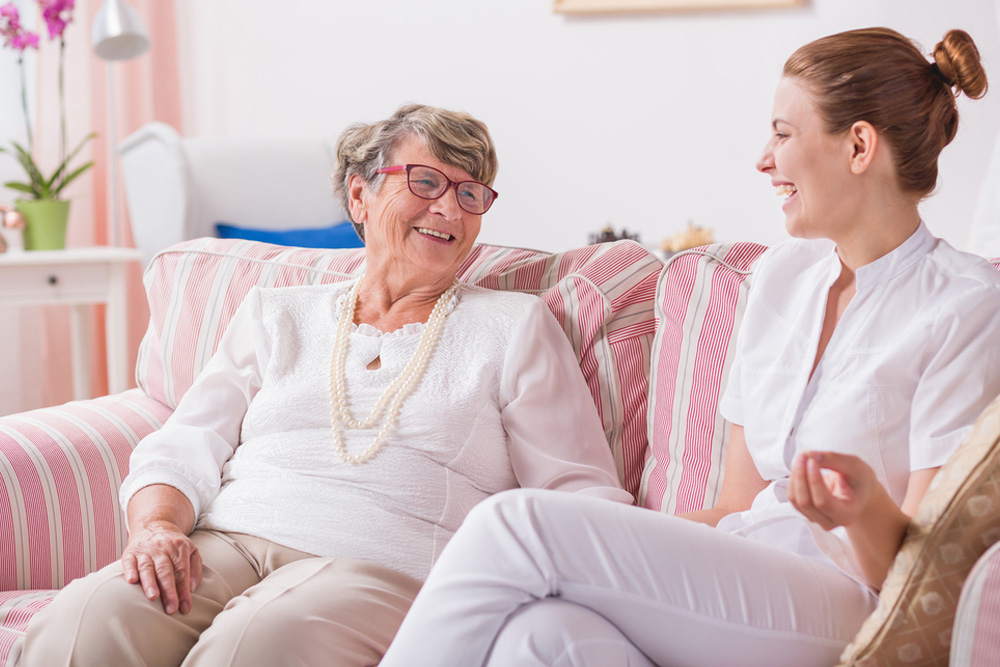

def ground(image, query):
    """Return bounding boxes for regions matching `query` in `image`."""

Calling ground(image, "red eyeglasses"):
[376,164,499,215]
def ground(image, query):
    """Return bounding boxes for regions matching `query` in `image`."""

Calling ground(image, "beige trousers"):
[21,530,422,667]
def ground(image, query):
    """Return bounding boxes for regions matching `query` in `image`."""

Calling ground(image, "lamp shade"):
[92,0,150,61]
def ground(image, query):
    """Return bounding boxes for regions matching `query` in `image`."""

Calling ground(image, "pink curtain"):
[28,0,181,408]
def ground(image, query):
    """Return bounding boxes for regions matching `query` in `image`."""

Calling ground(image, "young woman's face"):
[756,77,855,241]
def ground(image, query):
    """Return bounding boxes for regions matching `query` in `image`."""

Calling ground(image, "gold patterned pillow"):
[838,394,1000,666]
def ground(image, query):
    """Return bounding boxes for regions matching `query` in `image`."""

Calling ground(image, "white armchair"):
[118,122,346,264]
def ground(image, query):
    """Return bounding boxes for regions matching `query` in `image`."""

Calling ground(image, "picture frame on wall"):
[555,0,802,13]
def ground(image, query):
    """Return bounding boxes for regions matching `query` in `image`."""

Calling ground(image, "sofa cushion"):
[0,589,55,665]
[638,242,767,513]
[136,237,662,497]
[837,392,1000,667]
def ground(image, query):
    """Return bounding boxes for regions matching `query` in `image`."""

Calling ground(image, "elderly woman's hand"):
[122,484,202,615]
[122,520,202,615]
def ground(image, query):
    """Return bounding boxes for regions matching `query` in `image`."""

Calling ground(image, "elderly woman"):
[22,104,630,667]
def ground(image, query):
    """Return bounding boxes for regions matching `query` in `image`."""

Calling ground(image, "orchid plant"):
[1,0,95,201]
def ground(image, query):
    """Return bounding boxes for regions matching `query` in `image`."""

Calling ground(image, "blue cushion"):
[215,221,364,248]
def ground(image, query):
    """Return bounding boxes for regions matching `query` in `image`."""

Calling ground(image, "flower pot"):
[15,199,70,250]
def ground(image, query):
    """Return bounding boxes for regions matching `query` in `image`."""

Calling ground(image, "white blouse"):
[719,223,1000,583]
[121,280,631,581]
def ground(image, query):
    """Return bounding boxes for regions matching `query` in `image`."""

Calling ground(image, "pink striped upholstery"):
[137,237,662,496]
[953,541,1000,666]
[0,389,172,664]
[0,591,52,667]
[638,242,767,513]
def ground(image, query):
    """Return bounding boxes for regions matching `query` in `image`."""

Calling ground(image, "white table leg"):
[105,262,130,394]
[69,304,90,400]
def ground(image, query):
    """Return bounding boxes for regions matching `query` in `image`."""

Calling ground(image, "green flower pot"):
[15,199,70,250]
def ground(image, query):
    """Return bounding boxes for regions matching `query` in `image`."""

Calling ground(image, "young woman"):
[378,28,1000,667]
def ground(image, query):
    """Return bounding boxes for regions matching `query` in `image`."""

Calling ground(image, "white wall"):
[173,0,1000,254]
[0,0,39,414]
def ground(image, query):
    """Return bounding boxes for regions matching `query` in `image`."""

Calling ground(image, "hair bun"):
[933,29,988,99]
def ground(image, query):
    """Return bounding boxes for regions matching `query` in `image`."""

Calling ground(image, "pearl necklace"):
[328,277,460,464]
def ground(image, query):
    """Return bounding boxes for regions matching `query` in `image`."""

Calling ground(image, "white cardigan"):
[121,280,631,581]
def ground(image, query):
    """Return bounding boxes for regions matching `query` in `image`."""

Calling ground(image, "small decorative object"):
[588,223,641,246]
[0,202,26,252]
[1,1,97,250]
[660,221,715,253]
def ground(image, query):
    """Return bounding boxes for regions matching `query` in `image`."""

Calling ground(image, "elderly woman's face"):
[350,135,483,287]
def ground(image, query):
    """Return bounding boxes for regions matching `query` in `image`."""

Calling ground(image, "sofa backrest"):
[137,237,663,497]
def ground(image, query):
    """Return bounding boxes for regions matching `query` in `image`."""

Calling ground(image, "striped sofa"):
[2,237,999,665]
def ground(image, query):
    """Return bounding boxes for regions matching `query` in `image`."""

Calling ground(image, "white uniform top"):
[719,223,1000,584]
[121,280,631,581]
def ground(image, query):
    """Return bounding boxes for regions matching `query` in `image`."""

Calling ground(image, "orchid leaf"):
[4,182,39,196]
[46,131,96,190]
[51,160,94,197]
[10,141,45,190]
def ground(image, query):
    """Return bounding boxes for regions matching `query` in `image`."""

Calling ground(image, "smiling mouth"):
[416,227,454,241]
[776,184,798,203]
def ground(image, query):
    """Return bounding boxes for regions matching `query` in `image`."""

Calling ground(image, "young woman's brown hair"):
[784,27,987,197]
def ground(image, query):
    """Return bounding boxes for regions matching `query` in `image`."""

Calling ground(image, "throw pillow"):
[638,242,767,513]
[838,392,1000,666]
[215,221,364,248]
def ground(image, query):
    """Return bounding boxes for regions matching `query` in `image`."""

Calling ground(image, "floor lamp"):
[92,0,149,247]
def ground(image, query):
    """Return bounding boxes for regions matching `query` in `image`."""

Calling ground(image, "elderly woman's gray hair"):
[332,103,499,241]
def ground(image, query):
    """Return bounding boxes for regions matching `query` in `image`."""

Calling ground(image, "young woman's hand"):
[788,450,935,590]
[787,451,878,530]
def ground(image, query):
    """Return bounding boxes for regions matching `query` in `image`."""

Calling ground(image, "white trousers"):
[380,489,877,667]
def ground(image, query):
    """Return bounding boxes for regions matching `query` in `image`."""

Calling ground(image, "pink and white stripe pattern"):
[0,591,52,666]
[639,242,768,513]
[952,541,1000,666]
[0,390,172,664]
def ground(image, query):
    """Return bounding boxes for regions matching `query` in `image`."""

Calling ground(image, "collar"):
[849,222,936,290]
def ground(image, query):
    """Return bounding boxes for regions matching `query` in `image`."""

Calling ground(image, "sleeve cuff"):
[911,426,972,471]
[119,465,205,530]
[719,393,743,426]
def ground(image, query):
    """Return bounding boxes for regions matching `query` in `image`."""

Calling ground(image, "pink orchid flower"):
[39,0,75,40]
[0,3,39,51]
[11,31,39,50]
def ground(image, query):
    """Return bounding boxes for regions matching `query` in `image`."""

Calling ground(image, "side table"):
[0,247,145,399]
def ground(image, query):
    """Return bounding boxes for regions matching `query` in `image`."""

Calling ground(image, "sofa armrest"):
[952,540,1000,666]
[0,390,172,591]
